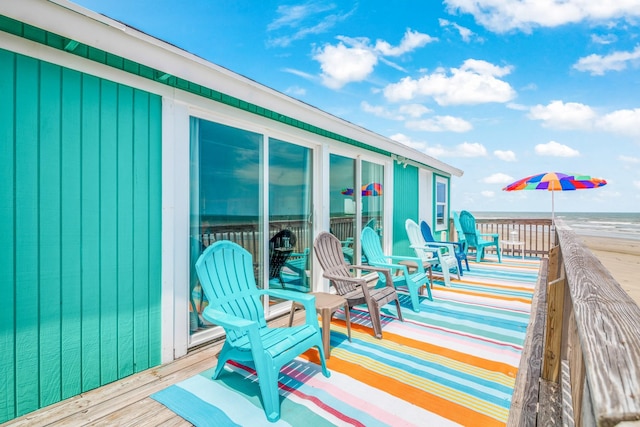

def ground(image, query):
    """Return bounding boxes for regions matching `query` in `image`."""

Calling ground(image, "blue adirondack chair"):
[406,219,459,287]
[361,227,432,312]
[420,220,469,274]
[195,241,330,423]
[459,210,502,263]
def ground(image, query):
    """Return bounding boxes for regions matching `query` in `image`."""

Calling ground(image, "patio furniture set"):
[193,210,503,422]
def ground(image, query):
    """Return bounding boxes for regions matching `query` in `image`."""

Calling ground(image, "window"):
[189,117,264,335]
[435,176,448,230]
[268,138,313,296]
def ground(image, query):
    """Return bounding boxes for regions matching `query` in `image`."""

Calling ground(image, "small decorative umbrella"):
[502,172,607,223]
[341,183,383,197]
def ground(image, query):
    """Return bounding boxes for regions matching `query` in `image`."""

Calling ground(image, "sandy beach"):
[580,235,640,308]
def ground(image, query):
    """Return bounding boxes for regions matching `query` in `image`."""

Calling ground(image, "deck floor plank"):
[4,343,222,427]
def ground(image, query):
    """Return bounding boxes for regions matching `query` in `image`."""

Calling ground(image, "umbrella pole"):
[551,191,555,226]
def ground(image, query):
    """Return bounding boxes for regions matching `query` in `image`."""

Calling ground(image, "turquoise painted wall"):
[392,163,420,256]
[0,49,162,422]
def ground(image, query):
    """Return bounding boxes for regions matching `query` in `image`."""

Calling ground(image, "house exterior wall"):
[0,2,462,422]
[0,49,162,423]
[392,162,420,256]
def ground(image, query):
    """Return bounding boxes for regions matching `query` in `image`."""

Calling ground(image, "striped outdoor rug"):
[152,256,539,426]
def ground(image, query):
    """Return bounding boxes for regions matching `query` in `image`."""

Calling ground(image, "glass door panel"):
[329,154,356,264]
[362,160,384,245]
[189,117,263,336]
[268,138,313,304]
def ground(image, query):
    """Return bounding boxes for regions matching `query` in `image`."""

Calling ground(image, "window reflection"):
[268,138,313,296]
[189,118,263,335]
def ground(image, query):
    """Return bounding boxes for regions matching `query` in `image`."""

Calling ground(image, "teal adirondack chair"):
[452,211,468,256]
[459,210,502,263]
[195,241,330,423]
[361,227,432,312]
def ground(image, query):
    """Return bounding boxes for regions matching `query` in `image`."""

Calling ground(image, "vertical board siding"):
[392,163,419,256]
[0,48,17,422]
[0,50,162,423]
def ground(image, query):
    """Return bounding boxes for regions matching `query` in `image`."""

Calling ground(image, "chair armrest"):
[369,256,426,275]
[479,232,499,238]
[202,306,256,330]
[424,242,455,253]
[262,289,315,311]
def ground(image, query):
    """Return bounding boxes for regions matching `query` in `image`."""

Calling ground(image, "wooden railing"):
[508,220,640,426]
[454,218,554,258]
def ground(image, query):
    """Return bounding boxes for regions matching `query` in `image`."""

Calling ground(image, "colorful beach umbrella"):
[502,172,607,223]
[341,183,383,197]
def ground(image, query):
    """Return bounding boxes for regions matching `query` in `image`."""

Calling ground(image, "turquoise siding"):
[0,50,162,422]
[392,163,419,256]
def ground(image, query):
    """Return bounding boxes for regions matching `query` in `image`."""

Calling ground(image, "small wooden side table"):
[288,292,351,358]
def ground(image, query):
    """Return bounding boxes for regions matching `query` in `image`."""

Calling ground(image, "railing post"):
[543,245,565,382]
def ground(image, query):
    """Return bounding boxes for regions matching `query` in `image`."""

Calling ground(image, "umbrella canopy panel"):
[502,172,607,223]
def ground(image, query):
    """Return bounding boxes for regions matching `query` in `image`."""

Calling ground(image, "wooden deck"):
[2,312,298,427]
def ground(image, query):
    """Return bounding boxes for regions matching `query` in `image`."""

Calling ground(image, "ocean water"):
[474,211,640,240]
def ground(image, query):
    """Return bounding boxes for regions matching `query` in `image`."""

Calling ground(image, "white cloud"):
[534,140,580,157]
[634,180,640,189]
[439,18,476,42]
[444,0,640,33]
[360,102,432,121]
[314,39,378,89]
[285,86,306,96]
[528,100,597,130]
[573,46,640,75]
[483,173,514,184]
[374,28,437,56]
[267,2,354,47]
[383,59,515,105]
[398,104,432,118]
[591,34,617,45]
[494,150,517,161]
[389,134,487,158]
[360,101,405,120]
[619,155,640,163]
[406,115,473,132]
[597,108,640,137]
[481,190,495,197]
[313,29,435,89]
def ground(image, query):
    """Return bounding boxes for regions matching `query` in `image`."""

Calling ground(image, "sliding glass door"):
[268,138,313,299]
[189,118,264,335]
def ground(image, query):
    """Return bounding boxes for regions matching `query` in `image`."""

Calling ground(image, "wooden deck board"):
[4,343,222,427]
[4,314,296,427]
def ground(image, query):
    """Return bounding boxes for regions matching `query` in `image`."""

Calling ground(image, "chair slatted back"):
[195,241,267,342]
[406,219,435,261]
[459,210,480,247]
[360,227,387,265]
[314,232,358,295]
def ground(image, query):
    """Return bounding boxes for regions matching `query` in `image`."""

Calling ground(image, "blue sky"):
[72,0,640,213]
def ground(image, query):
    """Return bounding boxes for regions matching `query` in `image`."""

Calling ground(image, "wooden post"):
[543,275,566,382]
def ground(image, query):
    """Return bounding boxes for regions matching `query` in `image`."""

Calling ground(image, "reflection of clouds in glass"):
[270,166,306,186]
[198,120,262,216]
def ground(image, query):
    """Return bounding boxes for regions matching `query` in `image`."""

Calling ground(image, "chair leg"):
[212,344,232,379]
[495,244,502,263]
[254,360,281,423]
[394,296,404,322]
[314,336,331,378]
[409,283,421,312]
[441,262,451,287]
[464,258,470,271]
[368,301,383,339]
[422,281,433,302]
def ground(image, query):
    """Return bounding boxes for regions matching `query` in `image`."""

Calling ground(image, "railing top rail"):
[555,219,640,426]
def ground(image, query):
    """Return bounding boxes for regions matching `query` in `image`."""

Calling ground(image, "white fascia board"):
[4,0,463,177]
